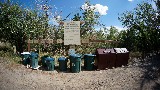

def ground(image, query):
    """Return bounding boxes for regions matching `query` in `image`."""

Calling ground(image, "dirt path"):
[0,56,160,90]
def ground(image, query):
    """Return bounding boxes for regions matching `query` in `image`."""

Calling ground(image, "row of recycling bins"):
[21,48,129,73]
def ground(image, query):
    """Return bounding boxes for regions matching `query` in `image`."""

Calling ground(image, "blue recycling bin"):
[58,57,68,71]
[84,54,95,70]
[69,54,81,73]
[21,52,30,65]
[45,57,55,71]
[30,52,39,69]
[41,55,49,67]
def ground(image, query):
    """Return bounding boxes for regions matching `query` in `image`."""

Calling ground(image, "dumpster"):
[58,57,68,71]
[84,54,95,70]
[69,54,81,73]
[95,49,116,69]
[30,52,39,69]
[45,57,55,71]
[41,55,49,67]
[21,52,30,65]
[114,48,129,67]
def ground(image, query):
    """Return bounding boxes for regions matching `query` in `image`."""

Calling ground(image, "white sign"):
[64,21,81,45]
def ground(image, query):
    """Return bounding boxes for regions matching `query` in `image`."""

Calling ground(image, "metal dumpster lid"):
[114,48,129,53]
[96,49,115,54]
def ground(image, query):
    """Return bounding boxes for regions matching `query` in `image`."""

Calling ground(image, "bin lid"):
[70,54,81,58]
[84,54,96,57]
[114,48,129,53]
[30,52,38,57]
[46,57,54,61]
[58,57,66,61]
[96,49,115,54]
[21,52,30,55]
[121,48,129,53]
[114,48,122,53]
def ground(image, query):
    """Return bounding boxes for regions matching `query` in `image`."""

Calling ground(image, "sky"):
[2,0,150,31]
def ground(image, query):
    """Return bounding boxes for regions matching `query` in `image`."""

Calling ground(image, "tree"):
[118,1,160,54]
[0,0,47,52]
[0,1,27,52]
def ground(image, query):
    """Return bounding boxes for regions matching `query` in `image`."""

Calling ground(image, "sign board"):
[64,21,81,45]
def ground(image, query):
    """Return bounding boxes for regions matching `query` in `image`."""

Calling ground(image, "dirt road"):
[0,56,160,90]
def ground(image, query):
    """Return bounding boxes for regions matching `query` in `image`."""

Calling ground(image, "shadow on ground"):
[139,54,160,90]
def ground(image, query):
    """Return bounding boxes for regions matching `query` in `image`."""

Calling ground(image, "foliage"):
[118,1,160,54]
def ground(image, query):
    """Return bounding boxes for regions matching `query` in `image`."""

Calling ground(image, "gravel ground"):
[0,56,160,90]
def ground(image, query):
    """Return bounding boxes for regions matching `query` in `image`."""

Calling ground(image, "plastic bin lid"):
[58,57,66,61]
[21,52,30,55]
[70,54,81,58]
[84,54,96,56]
[30,52,38,56]
[46,57,54,61]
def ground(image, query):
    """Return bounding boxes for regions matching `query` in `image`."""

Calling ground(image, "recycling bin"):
[114,48,129,67]
[95,49,116,69]
[45,57,55,71]
[84,54,95,70]
[58,57,68,71]
[69,54,81,73]
[41,55,49,67]
[21,52,30,65]
[30,52,39,69]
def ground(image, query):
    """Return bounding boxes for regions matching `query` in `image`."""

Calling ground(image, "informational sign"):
[64,21,81,45]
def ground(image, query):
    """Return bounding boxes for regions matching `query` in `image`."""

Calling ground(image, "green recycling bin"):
[30,52,39,69]
[21,52,30,65]
[84,54,95,70]
[45,57,55,71]
[70,54,81,73]
[41,55,49,67]
[58,57,68,71]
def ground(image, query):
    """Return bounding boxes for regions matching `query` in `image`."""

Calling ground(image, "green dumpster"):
[58,57,68,71]
[21,52,30,65]
[41,55,49,67]
[45,57,55,71]
[70,54,81,73]
[84,54,95,70]
[30,52,39,69]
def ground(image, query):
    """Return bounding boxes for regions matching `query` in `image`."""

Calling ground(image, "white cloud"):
[81,3,89,10]
[128,0,133,2]
[81,3,108,15]
[94,4,108,15]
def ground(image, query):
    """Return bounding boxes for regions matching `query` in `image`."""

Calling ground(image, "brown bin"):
[95,49,116,70]
[114,48,129,67]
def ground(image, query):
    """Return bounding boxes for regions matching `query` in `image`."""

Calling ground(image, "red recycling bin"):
[95,49,116,70]
[114,48,129,67]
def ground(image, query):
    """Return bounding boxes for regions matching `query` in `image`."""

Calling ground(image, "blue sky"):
[3,0,149,30]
